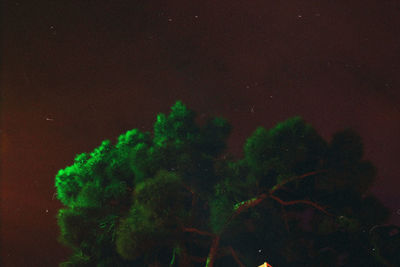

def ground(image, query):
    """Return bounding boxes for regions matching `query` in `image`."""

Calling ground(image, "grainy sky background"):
[1,0,400,265]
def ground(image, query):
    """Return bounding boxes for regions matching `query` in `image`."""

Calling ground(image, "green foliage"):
[116,204,161,260]
[209,193,233,234]
[55,157,87,207]
[57,208,88,249]
[135,170,191,224]
[244,117,327,189]
[153,100,198,148]
[151,102,233,196]
[55,101,392,266]
[197,116,232,157]
[327,129,364,169]
[110,129,152,183]
[55,128,154,208]
[59,251,91,267]
[116,170,190,262]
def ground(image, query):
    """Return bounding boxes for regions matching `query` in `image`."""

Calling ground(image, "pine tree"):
[55,101,394,266]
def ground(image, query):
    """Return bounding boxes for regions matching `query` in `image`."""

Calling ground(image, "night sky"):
[1,1,400,266]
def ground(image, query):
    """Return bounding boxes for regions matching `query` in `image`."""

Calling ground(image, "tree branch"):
[269,194,333,216]
[232,194,268,217]
[206,170,330,266]
[206,235,221,267]
[228,246,246,267]
[183,227,215,237]
[269,170,326,194]
[228,170,330,223]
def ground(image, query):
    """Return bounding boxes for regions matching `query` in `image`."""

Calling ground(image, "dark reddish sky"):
[1,0,400,266]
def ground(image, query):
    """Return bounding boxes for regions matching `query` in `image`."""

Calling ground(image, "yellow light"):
[258,262,272,267]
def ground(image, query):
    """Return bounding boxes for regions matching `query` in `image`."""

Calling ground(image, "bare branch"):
[232,194,268,216]
[228,246,246,267]
[269,170,327,194]
[269,194,333,216]
[230,171,326,219]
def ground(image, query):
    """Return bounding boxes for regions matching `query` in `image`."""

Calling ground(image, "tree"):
[55,101,395,266]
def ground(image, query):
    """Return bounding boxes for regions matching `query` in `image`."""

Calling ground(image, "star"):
[49,25,57,35]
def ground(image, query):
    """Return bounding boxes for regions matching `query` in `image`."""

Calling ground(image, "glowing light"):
[258,262,273,267]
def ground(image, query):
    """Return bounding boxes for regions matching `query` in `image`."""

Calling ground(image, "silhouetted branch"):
[269,170,327,194]
[205,235,221,267]
[228,246,245,267]
[269,194,333,216]
[209,170,331,266]
[232,194,268,218]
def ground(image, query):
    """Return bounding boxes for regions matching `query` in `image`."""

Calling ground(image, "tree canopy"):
[55,101,398,266]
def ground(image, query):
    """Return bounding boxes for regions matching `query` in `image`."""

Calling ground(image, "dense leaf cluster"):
[55,101,397,266]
